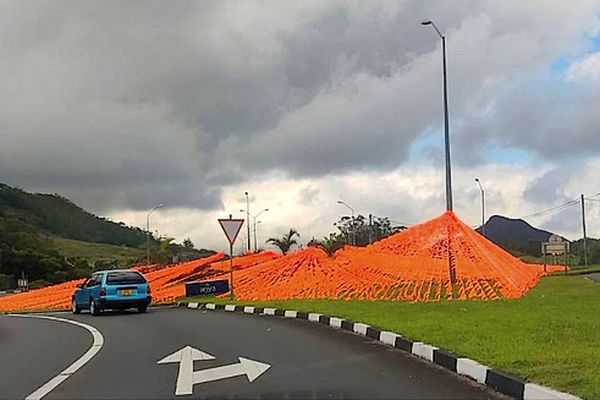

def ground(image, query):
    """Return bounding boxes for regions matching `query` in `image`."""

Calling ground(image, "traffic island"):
[178,300,580,400]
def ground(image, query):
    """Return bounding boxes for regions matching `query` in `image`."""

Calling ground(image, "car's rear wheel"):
[72,298,81,314]
[137,304,147,313]
[89,299,101,316]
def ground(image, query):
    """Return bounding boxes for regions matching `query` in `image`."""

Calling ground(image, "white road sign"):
[548,235,563,243]
[158,345,271,396]
[218,218,245,245]
[542,236,569,255]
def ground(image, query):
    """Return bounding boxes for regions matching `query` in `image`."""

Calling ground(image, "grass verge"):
[183,275,600,399]
[51,236,144,265]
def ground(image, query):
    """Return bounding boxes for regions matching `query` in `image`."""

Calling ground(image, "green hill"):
[50,236,145,265]
[0,183,148,247]
[0,183,213,290]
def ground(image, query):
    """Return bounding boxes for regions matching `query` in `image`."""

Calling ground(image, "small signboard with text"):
[185,279,230,297]
[541,235,570,273]
[542,235,569,256]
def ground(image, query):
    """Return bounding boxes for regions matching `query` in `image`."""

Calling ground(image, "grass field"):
[51,236,144,265]
[186,275,600,399]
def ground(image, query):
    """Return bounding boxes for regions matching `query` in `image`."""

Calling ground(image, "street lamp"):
[240,208,269,252]
[422,20,453,211]
[255,220,263,251]
[244,192,251,252]
[475,178,485,237]
[337,200,355,245]
[253,209,269,252]
[146,203,164,266]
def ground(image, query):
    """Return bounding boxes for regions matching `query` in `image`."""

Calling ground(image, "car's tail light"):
[99,288,106,297]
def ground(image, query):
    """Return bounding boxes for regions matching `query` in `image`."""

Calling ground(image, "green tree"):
[153,237,175,265]
[308,234,345,256]
[333,214,405,246]
[266,229,300,255]
[183,237,194,249]
[0,273,15,290]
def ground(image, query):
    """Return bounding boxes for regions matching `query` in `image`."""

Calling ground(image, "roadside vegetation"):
[0,183,212,289]
[186,275,600,399]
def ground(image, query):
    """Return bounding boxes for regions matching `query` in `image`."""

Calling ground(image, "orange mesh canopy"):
[224,247,341,300]
[0,212,565,311]
[0,251,280,312]
[224,211,560,301]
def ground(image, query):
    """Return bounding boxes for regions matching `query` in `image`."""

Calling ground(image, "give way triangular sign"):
[218,218,245,245]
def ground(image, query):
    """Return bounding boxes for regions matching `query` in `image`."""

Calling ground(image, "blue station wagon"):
[72,270,152,315]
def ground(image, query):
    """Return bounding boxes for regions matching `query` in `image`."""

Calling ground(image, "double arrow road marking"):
[157,346,271,396]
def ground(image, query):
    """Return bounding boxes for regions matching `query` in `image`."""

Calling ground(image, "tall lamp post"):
[253,209,269,252]
[422,20,453,211]
[475,178,485,237]
[337,200,355,245]
[240,208,269,252]
[146,203,164,266]
[255,220,263,250]
[244,192,251,252]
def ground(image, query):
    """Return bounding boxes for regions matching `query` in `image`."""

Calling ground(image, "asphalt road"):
[586,272,600,283]
[0,307,503,399]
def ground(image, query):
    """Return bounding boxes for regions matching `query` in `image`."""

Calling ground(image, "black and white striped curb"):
[180,301,580,400]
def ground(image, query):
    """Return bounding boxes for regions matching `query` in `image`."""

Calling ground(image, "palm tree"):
[266,228,300,255]
[312,234,345,256]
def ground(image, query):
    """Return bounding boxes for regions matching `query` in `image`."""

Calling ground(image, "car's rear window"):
[106,271,146,285]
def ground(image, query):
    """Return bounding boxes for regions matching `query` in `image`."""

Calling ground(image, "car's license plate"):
[119,289,134,296]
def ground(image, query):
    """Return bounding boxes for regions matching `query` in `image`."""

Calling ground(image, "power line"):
[519,198,580,220]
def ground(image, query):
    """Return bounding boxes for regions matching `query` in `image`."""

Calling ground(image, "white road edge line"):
[8,314,104,400]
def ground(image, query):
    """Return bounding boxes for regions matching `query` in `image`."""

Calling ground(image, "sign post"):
[218,215,244,299]
[17,271,28,291]
[541,235,570,274]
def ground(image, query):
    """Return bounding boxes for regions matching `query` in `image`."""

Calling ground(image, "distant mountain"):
[476,215,556,256]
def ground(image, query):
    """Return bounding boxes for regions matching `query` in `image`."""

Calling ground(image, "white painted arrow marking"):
[157,346,271,396]
[157,346,216,395]
[192,357,271,386]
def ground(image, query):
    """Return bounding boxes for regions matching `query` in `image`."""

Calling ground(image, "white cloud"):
[1,1,600,248]
[110,160,599,253]
[567,52,600,82]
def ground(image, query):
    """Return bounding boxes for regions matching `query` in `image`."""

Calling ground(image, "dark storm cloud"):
[0,1,598,213]
[524,164,579,204]
[539,205,582,235]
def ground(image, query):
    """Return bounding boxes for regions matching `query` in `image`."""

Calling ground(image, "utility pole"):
[581,194,588,266]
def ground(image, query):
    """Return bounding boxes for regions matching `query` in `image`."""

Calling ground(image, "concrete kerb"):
[179,301,580,400]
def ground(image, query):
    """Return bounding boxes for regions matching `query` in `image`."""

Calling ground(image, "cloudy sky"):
[2,1,600,253]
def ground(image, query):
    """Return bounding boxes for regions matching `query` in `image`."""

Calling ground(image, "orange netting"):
[215,211,566,301]
[0,211,567,311]
[0,251,280,312]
